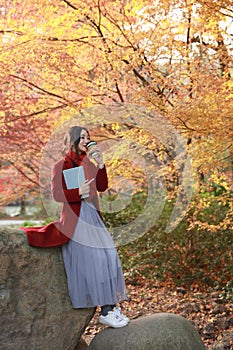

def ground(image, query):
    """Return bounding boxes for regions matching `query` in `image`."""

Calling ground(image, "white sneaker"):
[99,309,128,328]
[113,306,130,323]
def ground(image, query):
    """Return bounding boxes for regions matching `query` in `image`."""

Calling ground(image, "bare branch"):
[122,59,174,107]
[0,101,80,125]
[0,30,23,35]
[44,35,100,42]
[9,161,41,188]
[175,116,196,132]
[62,0,78,10]
[10,74,70,102]
[115,82,124,102]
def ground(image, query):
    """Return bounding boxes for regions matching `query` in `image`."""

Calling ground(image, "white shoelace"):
[114,307,127,320]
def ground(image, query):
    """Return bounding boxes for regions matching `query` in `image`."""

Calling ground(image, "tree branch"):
[0,101,80,125]
[115,82,124,102]
[44,35,100,42]
[63,0,78,10]
[10,74,70,103]
[0,30,23,35]
[122,59,174,106]
[9,161,41,188]
[175,116,196,132]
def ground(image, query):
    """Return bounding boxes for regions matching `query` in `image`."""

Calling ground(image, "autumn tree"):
[0,0,232,231]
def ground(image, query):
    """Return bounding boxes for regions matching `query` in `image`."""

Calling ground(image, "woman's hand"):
[79,178,94,196]
[88,145,104,167]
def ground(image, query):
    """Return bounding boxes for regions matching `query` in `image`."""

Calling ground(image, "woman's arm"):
[87,144,108,192]
[51,161,82,203]
[96,165,108,192]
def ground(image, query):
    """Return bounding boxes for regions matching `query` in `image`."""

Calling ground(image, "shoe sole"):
[99,319,128,328]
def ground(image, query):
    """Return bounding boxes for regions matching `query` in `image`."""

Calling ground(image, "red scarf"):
[64,150,97,201]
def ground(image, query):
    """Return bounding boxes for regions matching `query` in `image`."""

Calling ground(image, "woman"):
[23,126,129,328]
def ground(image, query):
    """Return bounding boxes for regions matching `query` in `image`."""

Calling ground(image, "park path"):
[0,220,42,226]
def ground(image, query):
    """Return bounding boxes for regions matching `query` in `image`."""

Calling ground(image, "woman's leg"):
[100,305,114,316]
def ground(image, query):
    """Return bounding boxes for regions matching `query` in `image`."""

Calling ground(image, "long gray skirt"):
[62,200,127,308]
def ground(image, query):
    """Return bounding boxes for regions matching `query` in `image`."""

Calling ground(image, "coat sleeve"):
[51,161,82,203]
[96,165,108,192]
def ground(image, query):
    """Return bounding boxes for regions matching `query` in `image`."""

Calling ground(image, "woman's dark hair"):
[62,126,89,155]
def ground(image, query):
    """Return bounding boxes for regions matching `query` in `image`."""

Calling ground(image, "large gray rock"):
[0,228,95,350]
[88,313,206,350]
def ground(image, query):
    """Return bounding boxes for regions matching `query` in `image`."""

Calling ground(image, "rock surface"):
[88,313,206,350]
[0,228,95,350]
[75,338,88,350]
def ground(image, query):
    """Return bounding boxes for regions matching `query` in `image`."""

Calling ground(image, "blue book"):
[63,166,88,198]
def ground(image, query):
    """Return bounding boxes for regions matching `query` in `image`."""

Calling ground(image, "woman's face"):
[78,129,90,152]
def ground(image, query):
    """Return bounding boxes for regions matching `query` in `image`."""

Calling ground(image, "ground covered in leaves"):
[83,280,233,349]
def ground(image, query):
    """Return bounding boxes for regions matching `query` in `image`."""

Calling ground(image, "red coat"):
[22,151,108,247]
